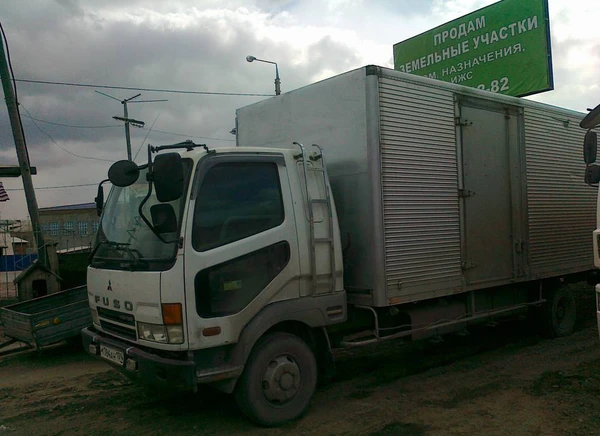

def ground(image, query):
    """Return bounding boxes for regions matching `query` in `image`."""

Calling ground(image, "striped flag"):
[0,182,9,201]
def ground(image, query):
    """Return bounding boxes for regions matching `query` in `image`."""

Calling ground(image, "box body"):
[236,65,595,307]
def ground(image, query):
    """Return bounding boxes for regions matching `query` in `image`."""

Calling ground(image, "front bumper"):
[81,326,245,392]
[82,326,196,391]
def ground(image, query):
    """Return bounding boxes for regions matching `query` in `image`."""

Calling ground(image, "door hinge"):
[462,261,477,270]
[458,189,475,198]
[455,117,473,126]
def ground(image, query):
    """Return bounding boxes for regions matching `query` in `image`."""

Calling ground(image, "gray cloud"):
[0,0,598,220]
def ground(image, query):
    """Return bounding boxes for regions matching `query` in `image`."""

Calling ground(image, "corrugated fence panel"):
[378,76,462,301]
[524,108,596,275]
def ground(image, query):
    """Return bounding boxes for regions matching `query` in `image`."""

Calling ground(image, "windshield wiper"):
[103,241,146,262]
[90,240,147,265]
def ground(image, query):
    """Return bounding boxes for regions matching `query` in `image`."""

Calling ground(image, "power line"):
[134,114,160,161]
[20,113,121,129]
[20,109,235,142]
[15,78,273,97]
[20,105,115,163]
[6,182,101,191]
[141,127,235,142]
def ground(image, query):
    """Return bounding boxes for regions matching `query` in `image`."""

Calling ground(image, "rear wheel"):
[540,285,577,338]
[234,332,317,427]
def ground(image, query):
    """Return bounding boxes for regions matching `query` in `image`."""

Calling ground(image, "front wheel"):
[234,332,317,427]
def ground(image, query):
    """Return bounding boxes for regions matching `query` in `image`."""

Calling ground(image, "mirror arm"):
[138,143,180,244]
[138,181,165,243]
[137,143,159,239]
[147,143,153,173]
[95,178,110,217]
[138,172,178,245]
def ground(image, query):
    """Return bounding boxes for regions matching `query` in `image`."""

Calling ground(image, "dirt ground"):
[1,283,599,436]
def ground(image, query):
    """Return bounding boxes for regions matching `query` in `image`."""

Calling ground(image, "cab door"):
[183,152,300,349]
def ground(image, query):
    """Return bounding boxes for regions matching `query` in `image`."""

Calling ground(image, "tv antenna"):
[96,91,167,160]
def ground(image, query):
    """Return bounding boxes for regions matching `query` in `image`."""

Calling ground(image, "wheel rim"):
[261,354,301,405]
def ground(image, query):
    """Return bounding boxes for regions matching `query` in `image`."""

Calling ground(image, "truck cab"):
[580,103,600,338]
[82,143,346,426]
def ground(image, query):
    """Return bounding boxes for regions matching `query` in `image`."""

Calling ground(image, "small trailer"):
[0,286,91,356]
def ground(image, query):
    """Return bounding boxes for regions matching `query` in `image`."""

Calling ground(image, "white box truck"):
[82,65,596,426]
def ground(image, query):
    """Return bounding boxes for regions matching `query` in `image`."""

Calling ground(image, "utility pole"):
[96,91,166,161]
[0,36,48,268]
[122,97,134,160]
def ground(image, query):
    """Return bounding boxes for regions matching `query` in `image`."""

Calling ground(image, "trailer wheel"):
[234,332,317,427]
[541,285,577,338]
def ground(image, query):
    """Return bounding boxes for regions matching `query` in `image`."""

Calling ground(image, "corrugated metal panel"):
[378,76,462,300]
[524,108,596,275]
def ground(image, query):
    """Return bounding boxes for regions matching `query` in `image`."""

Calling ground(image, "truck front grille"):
[100,320,137,341]
[97,307,135,326]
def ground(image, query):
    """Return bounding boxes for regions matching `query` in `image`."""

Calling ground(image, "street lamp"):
[246,55,281,96]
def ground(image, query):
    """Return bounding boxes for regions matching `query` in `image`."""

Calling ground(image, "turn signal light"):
[202,326,222,337]
[161,303,183,325]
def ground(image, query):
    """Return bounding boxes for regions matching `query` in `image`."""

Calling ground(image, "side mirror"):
[152,153,184,202]
[585,164,600,185]
[95,184,104,217]
[584,130,597,164]
[150,204,177,234]
[108,160,140,187]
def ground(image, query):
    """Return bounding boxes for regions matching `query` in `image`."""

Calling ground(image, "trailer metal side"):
[0,286,91,349]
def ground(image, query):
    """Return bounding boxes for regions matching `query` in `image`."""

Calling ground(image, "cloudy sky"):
[0,0,598,220]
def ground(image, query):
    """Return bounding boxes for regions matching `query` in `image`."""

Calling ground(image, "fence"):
[0,220,41,300]
[0,220,95,301]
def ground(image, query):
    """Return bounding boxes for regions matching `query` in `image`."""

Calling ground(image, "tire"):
[540,285,577,338]
[234,332,317,427]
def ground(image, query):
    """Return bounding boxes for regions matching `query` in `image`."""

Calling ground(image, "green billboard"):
[393,0,553,97]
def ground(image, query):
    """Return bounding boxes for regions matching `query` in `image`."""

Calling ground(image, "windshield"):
[91,161,191,271]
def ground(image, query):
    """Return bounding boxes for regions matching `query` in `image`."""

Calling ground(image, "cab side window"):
[192,162,284,251]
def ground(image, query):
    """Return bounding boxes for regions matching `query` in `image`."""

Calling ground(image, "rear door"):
[183,152,300,349]
[458,97,526,286]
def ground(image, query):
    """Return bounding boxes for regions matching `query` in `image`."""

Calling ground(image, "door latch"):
[458,189,475,198]
[462,261,478,270]
[455,117,473,126]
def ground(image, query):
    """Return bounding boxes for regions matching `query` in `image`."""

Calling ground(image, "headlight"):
[137,322,184,344]
[166,325,184,344]
[90,308,100,325]
[138,322,168,343]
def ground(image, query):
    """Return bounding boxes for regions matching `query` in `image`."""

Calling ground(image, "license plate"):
[100,345,124,366]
